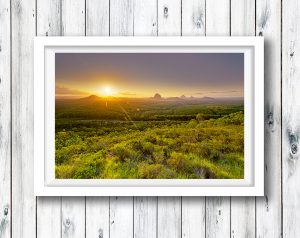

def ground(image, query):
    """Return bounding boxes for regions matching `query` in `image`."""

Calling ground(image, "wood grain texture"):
[182,197,205,238]
[205,1,231,237]
[110,0,133,36]
[1,0,290,237]
[11,0,36,237]
[86,0,109,36]
[133,2,158,237]
[86,197,110,238]
[256,0,282,237]
[36,1,62,237]
[182,0,205,36]
[85,1,110,238]
[62,197,85,238]
[282,0,300,237]
[110,197,133,238]
[230,1,256,237]
[61,1,86,238]
[134,197,157,238]
[206,197,230,238]
[62,0,85,36]
[134,0,157,36]
[157,0,181,36]
[156,2,182,238]
[157,197,181,238]
[206,0,230,36]
[109,3,134,237]
[37,197,61,238]
[0,0,10,237]
[181,2,206,237]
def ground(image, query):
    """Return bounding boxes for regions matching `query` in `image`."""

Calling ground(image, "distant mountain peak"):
[79,94,101,101]
[180,95,186,99]
[153,93,162,99]
[201,96,215,100]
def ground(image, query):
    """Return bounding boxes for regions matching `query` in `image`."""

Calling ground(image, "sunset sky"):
[55,53,244,99]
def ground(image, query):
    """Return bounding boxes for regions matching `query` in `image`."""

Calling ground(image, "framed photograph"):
[34,37,264,196]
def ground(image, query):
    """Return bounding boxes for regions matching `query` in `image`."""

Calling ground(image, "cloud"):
[118,91,137,96]
[194,90,240,95]
[55,85,88,96]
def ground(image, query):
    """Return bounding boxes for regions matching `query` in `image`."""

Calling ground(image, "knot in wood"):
[291,143,298,155]
[267,112,274,129]
[98,228,103,238]
[3,206,8,216]
[163,6,168,18]
[65,218,71,227]
[195,18,202,28]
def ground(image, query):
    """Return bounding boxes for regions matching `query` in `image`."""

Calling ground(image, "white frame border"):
[34,37,264,196]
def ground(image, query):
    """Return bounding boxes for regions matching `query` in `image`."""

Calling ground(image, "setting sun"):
[103,86,113,96]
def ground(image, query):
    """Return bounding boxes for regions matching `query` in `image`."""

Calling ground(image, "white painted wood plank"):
[205,2,231,238]
[84,1,110,238]
[256,0,282,237]
[182,0,205,36]
[86,0,109,36]
[230,197,255,238]
[0,0,11,237]
[86,197,109,238]
[134,197,157,238]
[109,3,134,237]
[182,197,205,238]
[206,198,230,238]
[282,0,300,237]
[206,0,230,36]
[62,197,85,238]
[156,1,182,237]
[157,197,181,238]
[36,1,62,237]
[230,1,256,237]
[37,197,61,238]
[231,0,255,36]
[110,0,134,36]
[36,0,61,36]
[134,0,157,36]
[60,1,86,238]
[132,2,158,237]
[157,0,181,36]
[62,0,86,36]
[110,197,133,238]
[11,0,36,237]
[181,2,206,237]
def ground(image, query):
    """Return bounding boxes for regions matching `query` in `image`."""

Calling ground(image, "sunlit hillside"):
[55,95,244,179]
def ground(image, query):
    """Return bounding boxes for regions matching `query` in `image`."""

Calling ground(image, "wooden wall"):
[0,0,296,237]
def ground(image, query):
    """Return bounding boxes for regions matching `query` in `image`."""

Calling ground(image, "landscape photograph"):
[55,52,244,179]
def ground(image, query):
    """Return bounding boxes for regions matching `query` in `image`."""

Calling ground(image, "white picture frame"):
[34,36,264,196]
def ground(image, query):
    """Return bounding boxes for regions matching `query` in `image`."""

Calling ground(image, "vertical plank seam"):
[229,1,232,236]
[60,197,62,238]
[35,0,38,236]
[108,0,111,36]
[180,197,182,238]
[10,0,13,236]
[254,1,257,237]
[132,0,135,36]
[84,197,87,238]
[156,197,158,238]
[204,1,207,237]
[109,196,111,238]
[280,0,283,236]
[132,197,134,238]
[84,0,87,36]
[84,1,87,237]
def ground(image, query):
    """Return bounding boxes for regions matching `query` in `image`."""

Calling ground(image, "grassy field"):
[55,96,244,179]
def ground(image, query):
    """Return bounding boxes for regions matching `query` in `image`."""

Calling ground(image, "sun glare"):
[103,86,113,96]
